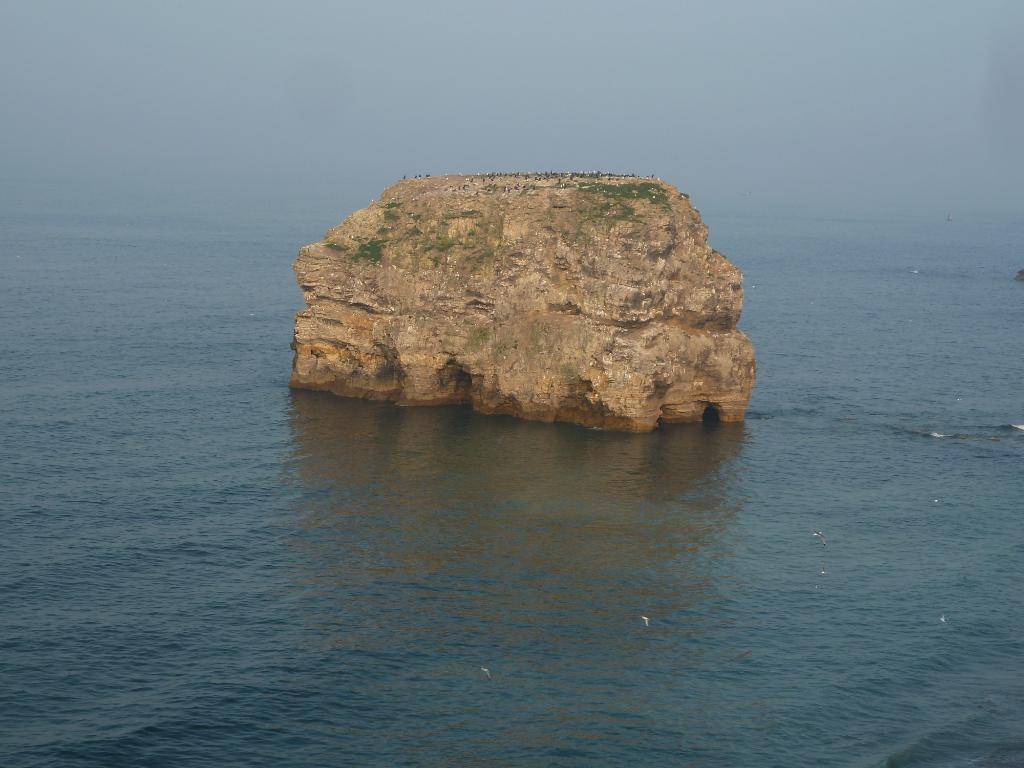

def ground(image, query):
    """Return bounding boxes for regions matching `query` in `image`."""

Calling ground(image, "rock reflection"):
[285,391,747,666]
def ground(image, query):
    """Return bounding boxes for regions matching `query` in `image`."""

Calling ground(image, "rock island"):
[290,173,755,431]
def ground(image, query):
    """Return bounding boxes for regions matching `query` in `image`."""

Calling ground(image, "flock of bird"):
[476,521,953,681]
[813,529,828,588]
[810,527,947,621]
[405,171,656,181]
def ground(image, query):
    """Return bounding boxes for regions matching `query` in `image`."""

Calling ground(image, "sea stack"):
[290,174,756,431]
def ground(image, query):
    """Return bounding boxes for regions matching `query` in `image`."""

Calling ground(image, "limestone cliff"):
[290,173,755,431]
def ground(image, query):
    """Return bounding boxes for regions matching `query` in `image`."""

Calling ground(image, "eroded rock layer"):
[291,174,755,431]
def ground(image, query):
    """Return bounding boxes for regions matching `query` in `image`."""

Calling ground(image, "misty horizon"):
[2,1,1023,221]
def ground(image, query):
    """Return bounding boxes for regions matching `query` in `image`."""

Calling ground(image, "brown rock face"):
[290,174,756,431]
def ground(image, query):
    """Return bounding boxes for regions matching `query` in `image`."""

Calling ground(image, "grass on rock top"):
[576,181,670,207]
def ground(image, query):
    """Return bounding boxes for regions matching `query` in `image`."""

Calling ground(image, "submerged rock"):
[290,173,756,431]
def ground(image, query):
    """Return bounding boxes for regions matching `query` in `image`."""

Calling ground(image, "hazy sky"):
[2,0,1022,217]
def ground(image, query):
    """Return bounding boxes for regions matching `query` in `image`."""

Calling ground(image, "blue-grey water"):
[1,182,1022,767]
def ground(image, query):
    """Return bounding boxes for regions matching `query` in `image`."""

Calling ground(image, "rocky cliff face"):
[290,174,755,431]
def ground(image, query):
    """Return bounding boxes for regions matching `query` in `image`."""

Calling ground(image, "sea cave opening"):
[437,360,474,402]
[702,403,721,426]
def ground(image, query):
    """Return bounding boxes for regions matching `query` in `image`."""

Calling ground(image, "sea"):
[1,179,1022,767]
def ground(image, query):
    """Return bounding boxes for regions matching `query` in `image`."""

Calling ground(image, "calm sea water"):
[1,183,1022,767]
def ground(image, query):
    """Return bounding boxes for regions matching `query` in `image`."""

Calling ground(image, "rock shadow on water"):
[283,390,748,658]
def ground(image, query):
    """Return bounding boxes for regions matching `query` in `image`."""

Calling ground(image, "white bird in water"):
[641,615,650,627]
[480,667,492,679]
[939,614,947,624]
[812,530,827,546]
[820,563,827,576]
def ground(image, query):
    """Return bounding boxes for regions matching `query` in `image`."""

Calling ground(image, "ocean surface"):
[1,181,1022,767]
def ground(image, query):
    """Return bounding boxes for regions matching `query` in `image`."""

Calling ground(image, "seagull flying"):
[812,530,827,546]
[480,667,492,679]
[641,616,650,627]
[939,614,947,624]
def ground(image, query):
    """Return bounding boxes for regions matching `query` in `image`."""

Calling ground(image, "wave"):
[903,427,975,440]
[866,424,1024,447]
[866,704,1024,768]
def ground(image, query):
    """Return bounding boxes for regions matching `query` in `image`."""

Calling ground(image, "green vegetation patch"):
[354,238,386,263]
[466,325,491,350]
[578,181,670,207]
[577,197,640,225]
[378,209,504,274]
[430,234,458,252]
[323,240,347,252]
[569,181,673,226]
